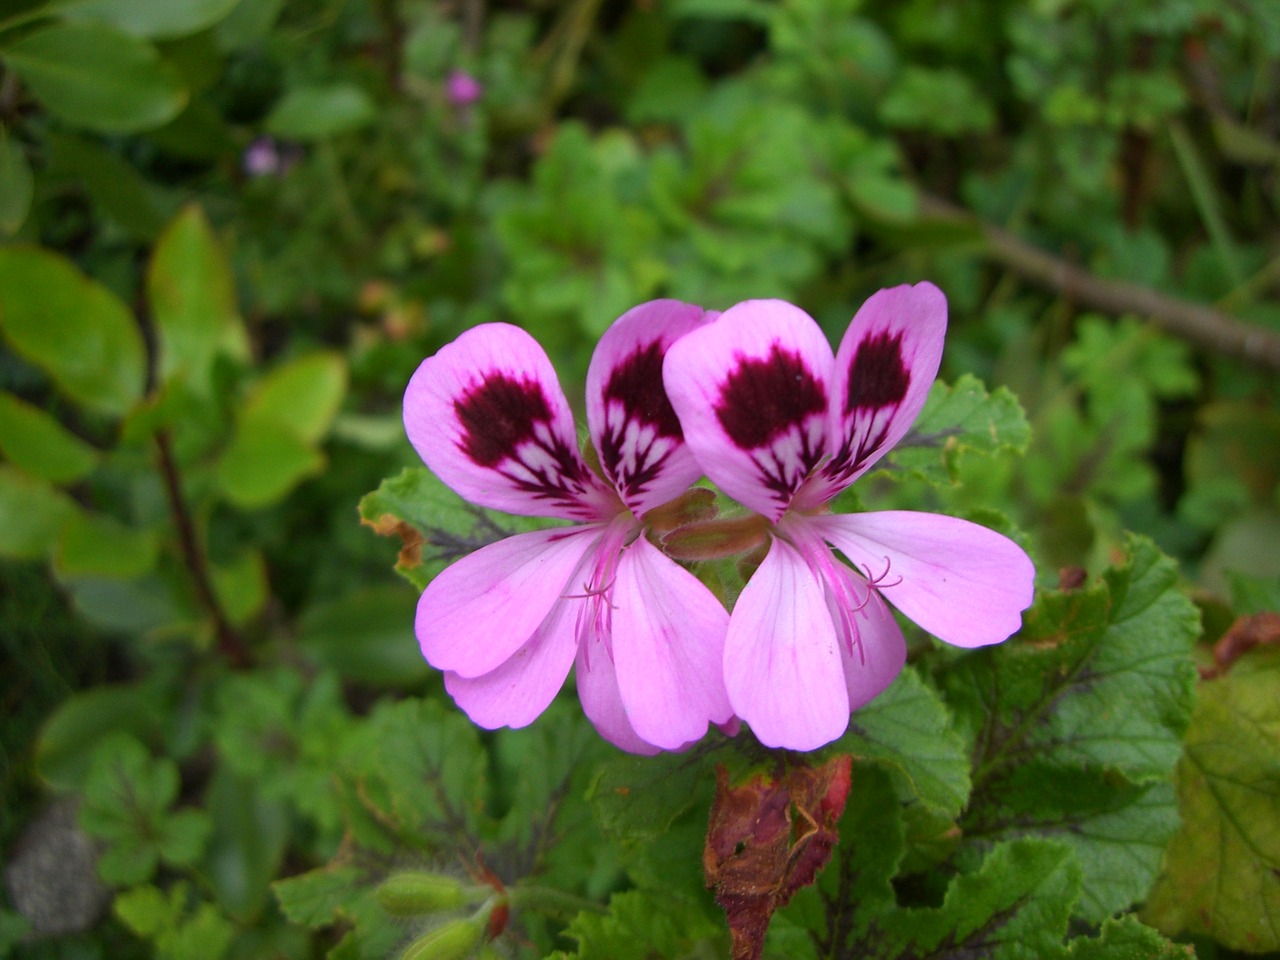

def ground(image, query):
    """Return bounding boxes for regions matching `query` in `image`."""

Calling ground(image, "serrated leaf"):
[273,866,365,928]
[360,466,557,589]
[888,374,1030,484]
[558,890,725,960]
[881,839,1081,958]
[0,391,99,483]
[1143,648,1280,951]
[951,535,1199,921]
[148,205,248,391]
[1,23,186,133]
[1066,915,1192,959]
[836,667,971,821]
[344,698,488,849]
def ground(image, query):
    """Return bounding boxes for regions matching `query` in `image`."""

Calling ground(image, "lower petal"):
[610,537,732,750]
[814,511,1034,648]
[725,537,851,750]
[417,526,598,678]
[842,588,907,711]
[575,633,662,755]
[443,596,579,730]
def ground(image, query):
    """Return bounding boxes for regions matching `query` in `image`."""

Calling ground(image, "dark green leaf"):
[1,23,186,133]
[0,128,33,237]
[264,84,375,140]
[0,465,75,558]
[298,584,428,687]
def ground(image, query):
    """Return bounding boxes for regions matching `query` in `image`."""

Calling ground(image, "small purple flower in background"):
[445,70,483,107]
[403,301,733,753]
[243,137,282,177]
[663,284,1035,751]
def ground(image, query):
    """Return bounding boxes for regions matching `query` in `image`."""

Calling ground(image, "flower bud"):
[399,918,484,960]
[377,872,470,917]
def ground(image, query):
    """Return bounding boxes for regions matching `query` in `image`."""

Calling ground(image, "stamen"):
[861,556,902,590]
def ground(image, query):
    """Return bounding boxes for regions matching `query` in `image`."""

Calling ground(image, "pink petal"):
[802,283,947,506]
[404,323,617,520]
[840,588,907,711]
[609,536,732,750]
[575,629,662,755]
[664,300,834,522]
[416,526,600,678]
[443,595,578,730]
[813,510,1034,648]
[586,300,714,517]
[724,536,851,750]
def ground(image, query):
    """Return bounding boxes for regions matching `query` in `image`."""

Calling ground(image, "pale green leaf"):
[0,391,98,483]
[241,351,346,444]
[0,246,146,416]
[148,205,248,391]
[54,510,160,579]
[215,416,325,508]
[0,127,33,237]
[264,83,375,140]
[0,464,76,558]
[1143,649,1280,951]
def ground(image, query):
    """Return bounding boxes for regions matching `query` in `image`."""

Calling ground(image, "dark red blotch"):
[715,345,826,450]
[603,341,682,438]
[454,372,552,467]
[844,331,908,413]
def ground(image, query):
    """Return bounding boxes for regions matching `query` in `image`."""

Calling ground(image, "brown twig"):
[155,430,250,668]
[917,193,1280,372]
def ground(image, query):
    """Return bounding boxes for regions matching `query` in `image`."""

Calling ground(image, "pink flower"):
[445,70,483,107]
[403,301,733,753]
[663,284,1035,750]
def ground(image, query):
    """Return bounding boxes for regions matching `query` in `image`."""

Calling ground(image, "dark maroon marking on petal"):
[604,342,682,438]
[715,345,827,450]
[455,371,607,516]
[455,372,553,467]
[844,331,908,413]
[598,341,685,502]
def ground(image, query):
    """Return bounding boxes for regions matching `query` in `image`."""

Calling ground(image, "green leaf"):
[887,374,1031,484]
[210,549,268,626]
[298,584,429,687]
[0,391,99,483]
[1143,648,1280,951]
[54,0,242,39]
[148,204,248,391]
[1066,915,1192,959]
[80,734,211,886]
[46,132,173,239]
[836,667,971,822]
[880,66,996,136]
[344,697,488,849]
[0,23,186,134]
[0,127,33,237]
[273,866,365,928]
[557,890,725,959]
[359,466,555,590]
[215,416,325,508]
[114,883,234,960]
[0,464,76,558]
[0,246,146,416]
[950,535,1200,921]
[881,839,1081,958]
[264,83,375,140]
[241,351,346,445]
[54,510,160,579]
[34,683,166,790]
[206,765,290,921]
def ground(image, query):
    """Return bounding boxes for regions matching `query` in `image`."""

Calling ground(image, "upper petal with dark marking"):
[405,323,618,520]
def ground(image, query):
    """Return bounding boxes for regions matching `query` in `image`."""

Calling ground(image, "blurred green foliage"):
[2,0,1279,957]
